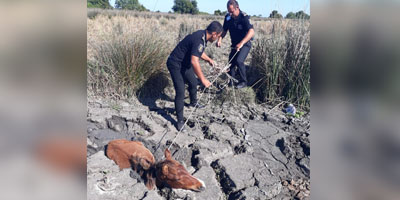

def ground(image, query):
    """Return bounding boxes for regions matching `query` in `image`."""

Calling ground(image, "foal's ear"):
[164,149,172,160]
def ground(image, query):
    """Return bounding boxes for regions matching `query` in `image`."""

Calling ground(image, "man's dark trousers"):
[167,59,198,122]
[228,42,251,84]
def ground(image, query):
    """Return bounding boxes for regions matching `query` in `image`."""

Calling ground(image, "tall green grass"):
[251,20,310,108]
[87,30,170,99]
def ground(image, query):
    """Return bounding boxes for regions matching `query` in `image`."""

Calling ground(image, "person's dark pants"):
[228,42,251,84]
[167,59,198,122]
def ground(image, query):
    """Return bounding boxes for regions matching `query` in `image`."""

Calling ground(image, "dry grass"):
[87,9,310,108]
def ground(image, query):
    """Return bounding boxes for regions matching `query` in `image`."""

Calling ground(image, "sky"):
[108,0,310,17]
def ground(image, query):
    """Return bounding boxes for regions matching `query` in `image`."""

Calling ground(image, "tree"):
[295,11,310,19]
[87,0,112,9]
[214,9,227,16]
[172,0,199,14]
[214,9,222,15]
[285,12,296,19]
[115,0,148,11]
[269,10,283,19]
[285,11,310,19]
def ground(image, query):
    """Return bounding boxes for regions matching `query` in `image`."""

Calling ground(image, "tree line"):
[87,0,310,19]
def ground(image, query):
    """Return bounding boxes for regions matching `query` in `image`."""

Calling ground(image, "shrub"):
[88,30,170,99]
[251,20,310,108]
[177,23,197,42]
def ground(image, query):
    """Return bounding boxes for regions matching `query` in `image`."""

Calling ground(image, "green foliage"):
[285,11,310,19]
[269,10,283,19]
[87,0,112,9]
[172,0,199,14]
[115,0,148,11]
[295,11,310,19]
[251,21,310,107]
[285,12,296,19]
[214,9,227,16]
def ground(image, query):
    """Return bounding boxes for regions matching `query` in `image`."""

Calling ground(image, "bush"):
[88,30,170,99]
[251,20,310,108]
[177,23,197,42]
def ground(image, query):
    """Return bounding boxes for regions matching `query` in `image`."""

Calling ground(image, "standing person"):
[167,21,223,131]
[217,0,255,89]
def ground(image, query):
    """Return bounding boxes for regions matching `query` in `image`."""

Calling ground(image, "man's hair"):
[227,0,239,8]
[206,21,223,33]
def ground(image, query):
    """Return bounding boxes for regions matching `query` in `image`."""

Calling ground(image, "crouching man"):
[167,21,223,131]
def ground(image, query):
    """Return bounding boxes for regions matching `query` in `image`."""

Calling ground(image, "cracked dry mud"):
[87,96,310,200]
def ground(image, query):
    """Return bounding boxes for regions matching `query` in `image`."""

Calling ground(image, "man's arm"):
[217,31,227,47]
[236,28,254,50]
[191,55,211,88]
[200,52,214,67]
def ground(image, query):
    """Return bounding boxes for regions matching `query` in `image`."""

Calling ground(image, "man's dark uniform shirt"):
[168,30,207,68]
[223,11,253,46]
[166,30,207,125]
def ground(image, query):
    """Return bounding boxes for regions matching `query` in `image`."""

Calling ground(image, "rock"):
[172,133,197,148]
[87,121,99,133]
[193,166,225,200]
[87,138,99,157]
[87,151,118,173]
[89,129,130,149]
[145,130,176,147]
[233,186,263,200]
[139,114,166,134]
[169,188,195,200]
[169,147,193,168]
[142,190,164,200]
[127,122,151,137]
[263,112,281,124]
[296,191,305,199]
[187,129,204,141]
[87,151,149,200]
[299,158,310,175]
[107,116,127,132]
[88,107,117,126]
[194,139,234,165]
[254,168,283,199]
[119,111,138,121]
[215,154,259,192]
[208,123,241,146]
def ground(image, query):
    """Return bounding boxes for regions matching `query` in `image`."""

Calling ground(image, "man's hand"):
[201,79,211,88]
[216,40,222,47]
[235,43,243,51]
[207,59,215,67]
